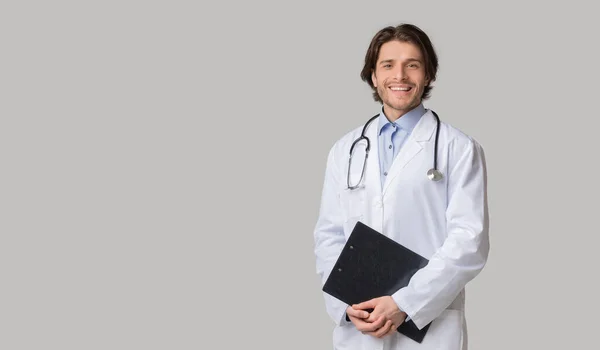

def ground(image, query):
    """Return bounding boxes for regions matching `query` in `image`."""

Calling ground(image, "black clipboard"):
[322,221,432,343]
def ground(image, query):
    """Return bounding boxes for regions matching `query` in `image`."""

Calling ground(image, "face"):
[371,40,429,121]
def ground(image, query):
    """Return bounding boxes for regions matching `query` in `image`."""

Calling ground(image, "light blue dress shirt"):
[376,103,425,321]
[377,103,426,188]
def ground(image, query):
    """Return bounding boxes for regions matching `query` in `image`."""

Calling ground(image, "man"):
[313,23,489,350]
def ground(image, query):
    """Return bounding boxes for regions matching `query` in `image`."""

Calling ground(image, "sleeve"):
[391,138,490,330]
[313,145,352,326]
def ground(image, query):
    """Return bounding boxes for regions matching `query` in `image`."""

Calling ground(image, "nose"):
[394,66,407,80]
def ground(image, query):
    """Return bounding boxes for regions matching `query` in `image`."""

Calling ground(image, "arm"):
[391,138,490,329]
[313,146,351,326]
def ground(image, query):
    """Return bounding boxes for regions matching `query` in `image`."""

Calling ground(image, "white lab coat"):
[313,110,489,350]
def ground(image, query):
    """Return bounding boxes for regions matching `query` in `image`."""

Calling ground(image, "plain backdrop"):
[1,1,599,349]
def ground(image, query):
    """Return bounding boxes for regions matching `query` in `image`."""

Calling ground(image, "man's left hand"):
[352,296,407,338]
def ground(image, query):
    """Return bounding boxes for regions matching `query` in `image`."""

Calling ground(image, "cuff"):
[391,291,413,323]
[341,307,353,325]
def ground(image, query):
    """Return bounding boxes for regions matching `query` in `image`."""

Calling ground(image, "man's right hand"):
[346,306,390,335]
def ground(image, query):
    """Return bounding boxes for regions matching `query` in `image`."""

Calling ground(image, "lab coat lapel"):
[382,110,436,196]
[363,118,383,197]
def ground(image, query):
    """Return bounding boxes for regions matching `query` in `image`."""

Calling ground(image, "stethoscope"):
[347,110,443,190]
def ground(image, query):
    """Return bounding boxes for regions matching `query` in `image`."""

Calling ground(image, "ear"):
[371,70,377,88]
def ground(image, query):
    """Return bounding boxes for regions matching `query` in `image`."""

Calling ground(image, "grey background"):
[1,1,599,349]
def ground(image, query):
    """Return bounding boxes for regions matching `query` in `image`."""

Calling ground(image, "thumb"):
[353,299,376,310]
[347,306,369,319]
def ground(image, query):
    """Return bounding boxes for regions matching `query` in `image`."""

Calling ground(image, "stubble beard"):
[377,86,420,119]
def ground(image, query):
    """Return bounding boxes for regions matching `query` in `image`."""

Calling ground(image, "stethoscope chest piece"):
[427,168,443,181]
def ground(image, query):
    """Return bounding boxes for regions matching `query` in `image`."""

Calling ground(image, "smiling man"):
[367,40,429,121]
[313,23,489,350]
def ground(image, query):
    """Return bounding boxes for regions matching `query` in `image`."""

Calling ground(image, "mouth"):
[388,85,413,97]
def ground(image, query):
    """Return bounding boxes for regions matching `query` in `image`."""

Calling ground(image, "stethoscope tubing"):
[349,110,442,187]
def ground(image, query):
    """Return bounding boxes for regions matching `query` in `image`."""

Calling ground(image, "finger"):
[350,316,375,331]
[371,320,393,338]
[365,319,390,337]
[365,312,381,323]
[353,299,376,310]
[349,316,367,328]
[382,321,398,337]
[358,315,385,333]
[347,307,370,319]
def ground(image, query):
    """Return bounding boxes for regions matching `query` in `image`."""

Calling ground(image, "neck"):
[383,105,409,122]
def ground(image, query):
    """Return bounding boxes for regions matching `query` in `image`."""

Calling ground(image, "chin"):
[390,101,415,111]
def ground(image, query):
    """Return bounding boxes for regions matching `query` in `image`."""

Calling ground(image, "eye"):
[383,64,392,69]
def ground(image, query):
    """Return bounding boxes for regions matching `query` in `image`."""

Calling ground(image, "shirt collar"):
[378,103,426,135]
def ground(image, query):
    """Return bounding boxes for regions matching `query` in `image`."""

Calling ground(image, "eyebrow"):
[379,58,423,65]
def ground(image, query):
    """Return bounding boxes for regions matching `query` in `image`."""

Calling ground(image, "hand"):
[345,306,389,335]
[353,296,407,338]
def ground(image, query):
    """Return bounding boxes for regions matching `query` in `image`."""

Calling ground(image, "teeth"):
[390,87,411,91]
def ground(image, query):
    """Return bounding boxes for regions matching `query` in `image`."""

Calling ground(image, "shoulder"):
[439,119,485,154]
[437,120,487,169]
[325,124,364,162]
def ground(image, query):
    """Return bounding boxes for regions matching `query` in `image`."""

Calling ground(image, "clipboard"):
[322,221,432,343]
